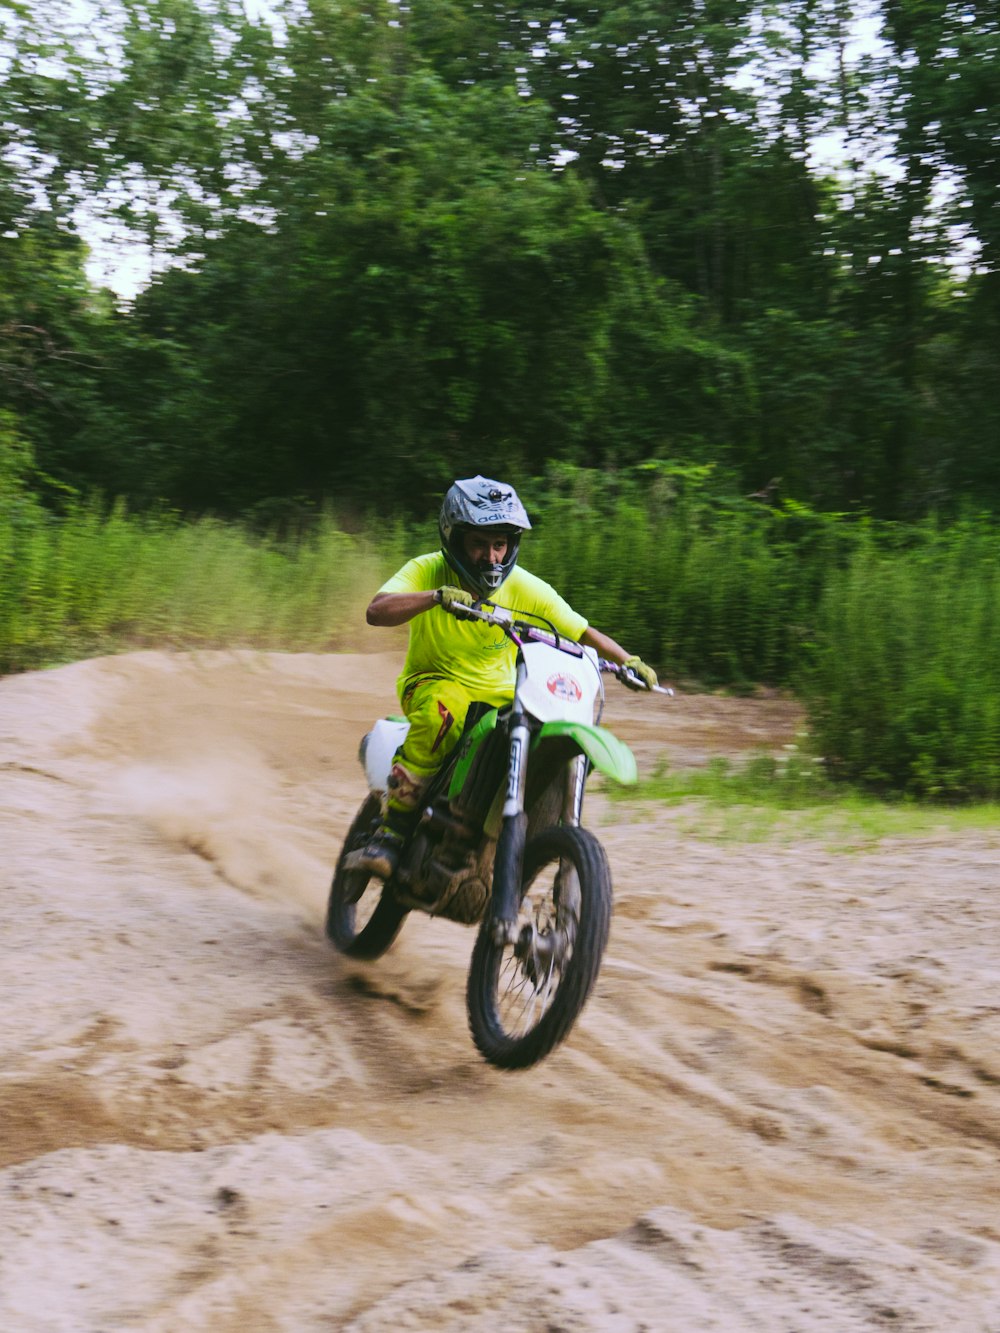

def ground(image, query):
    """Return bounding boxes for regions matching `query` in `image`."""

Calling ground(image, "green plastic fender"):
[448,711,637,804]
[534,720,638,785]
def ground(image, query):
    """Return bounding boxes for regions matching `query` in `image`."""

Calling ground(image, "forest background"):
[2,0,999,799]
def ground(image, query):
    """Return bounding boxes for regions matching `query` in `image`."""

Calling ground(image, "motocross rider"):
[352,475,658,878]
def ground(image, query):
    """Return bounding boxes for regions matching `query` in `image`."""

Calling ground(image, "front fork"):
[490,714,589,945]
[563,752,588,827]
[490,709,530,944]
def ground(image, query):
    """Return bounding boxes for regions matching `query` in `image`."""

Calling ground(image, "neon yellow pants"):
[386,675,478,815]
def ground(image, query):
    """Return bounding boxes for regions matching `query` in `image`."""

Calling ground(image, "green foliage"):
[619,749,833,811]
[106,67,743,514]
[527,470,1000,803]
[525,461,843,686]
[883,0,1000,269]
[0,501,406,673]
[0,411,36,498]
[801,521,1000,799]
[5,473,1000,809]
[610,749,1000,847]
[2,0,1000,521]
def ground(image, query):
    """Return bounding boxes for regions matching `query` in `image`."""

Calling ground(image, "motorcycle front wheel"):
[466,824,612,1069]
[325,793,408,960]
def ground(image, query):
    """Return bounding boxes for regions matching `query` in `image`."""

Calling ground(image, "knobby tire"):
[326,793,408,960]
[466,823,612,1069]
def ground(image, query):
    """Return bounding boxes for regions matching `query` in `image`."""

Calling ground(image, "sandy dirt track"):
[2,648,1000,1331]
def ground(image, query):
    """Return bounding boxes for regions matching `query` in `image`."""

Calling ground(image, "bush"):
[801,521,1000,798]
[526,461,846,686]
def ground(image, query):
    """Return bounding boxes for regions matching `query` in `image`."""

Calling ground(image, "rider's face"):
[462,529,509,567]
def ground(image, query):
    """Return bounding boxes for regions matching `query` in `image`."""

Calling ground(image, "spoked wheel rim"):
[492,861,577,1040]
[467,823,611,1069]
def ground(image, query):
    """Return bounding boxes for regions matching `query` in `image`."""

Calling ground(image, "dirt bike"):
[326,600,668,1069]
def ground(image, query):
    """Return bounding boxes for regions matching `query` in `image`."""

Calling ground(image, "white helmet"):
[439,475,532,598]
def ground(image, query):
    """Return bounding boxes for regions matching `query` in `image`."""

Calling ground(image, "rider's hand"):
[621,655,658,691]
[435,585,475,613]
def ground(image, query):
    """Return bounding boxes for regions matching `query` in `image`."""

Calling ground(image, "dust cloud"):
[2,649,999,1331]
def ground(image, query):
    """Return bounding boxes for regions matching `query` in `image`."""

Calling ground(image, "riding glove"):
[435,585,475,611]
[621,655,658,691]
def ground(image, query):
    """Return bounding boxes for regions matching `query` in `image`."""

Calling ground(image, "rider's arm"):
[366,590,438,626]
[581,626,660,690]
[579,625,632,666]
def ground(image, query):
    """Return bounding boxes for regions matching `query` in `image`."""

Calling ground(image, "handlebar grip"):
[600,659,673,695]
[435,589,478,619]
[622,668,674,695]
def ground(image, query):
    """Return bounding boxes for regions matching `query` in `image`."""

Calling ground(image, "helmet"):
[439,475,532,599]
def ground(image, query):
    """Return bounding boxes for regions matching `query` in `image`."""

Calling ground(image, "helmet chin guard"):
[439,475,531,600]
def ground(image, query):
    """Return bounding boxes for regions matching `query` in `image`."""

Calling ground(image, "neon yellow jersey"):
[379,552,589,707]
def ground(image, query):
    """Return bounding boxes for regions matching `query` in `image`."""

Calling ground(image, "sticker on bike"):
[546,672,583,702]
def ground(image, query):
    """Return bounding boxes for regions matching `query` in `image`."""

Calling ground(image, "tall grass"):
[526,472,840,686]
[529,469,1000,799]
[5,473,1000,803]
[607,752,1000,846]
[0,498,409,673]
[802,521,1000,798]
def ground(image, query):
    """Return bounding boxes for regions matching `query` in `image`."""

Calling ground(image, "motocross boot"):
[346,761,425,880]
[348,825,406,880]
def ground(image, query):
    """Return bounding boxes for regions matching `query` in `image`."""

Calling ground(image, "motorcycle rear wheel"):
[466,824,612,1069]
[326,793,409,960]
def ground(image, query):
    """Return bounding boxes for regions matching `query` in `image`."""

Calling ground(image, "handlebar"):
[442,598,673,696]
[602,661,675,696]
